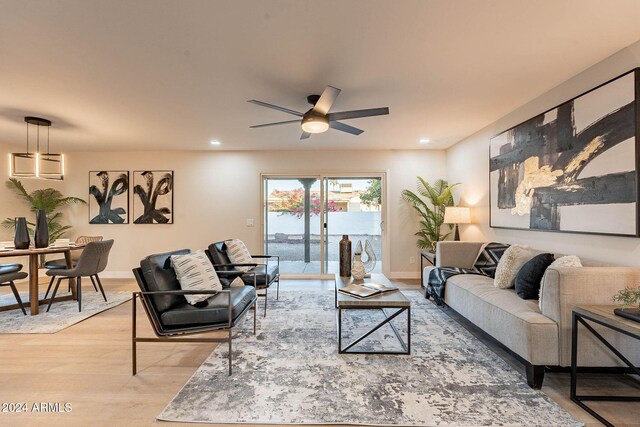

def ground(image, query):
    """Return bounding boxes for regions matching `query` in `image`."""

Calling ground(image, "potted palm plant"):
[2,178,85,263]
[401,178,458,251]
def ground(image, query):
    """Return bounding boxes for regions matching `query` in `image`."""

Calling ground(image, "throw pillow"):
[170,250,222,305]
[493,245,535,289]
[225,239,254,272]
[473,242,511,278]
[515,253,555,299]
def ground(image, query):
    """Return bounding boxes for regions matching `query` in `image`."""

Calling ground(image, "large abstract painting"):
[133,170,174,224]
[490,69,639,236]
[89,171,129,224]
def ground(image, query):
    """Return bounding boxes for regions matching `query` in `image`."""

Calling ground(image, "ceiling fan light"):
[301,115,329,133]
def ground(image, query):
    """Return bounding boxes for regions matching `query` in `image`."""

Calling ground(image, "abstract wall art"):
[490,69,639,236]
[133,170,174,224]
[89,171,129,224]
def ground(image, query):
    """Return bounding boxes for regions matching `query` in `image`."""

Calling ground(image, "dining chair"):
[44,235,103,299]
[46,240,114,312]
[0,264,28,315]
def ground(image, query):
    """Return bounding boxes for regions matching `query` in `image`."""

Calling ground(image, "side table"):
[420,250,436,288]
[571,305,640,427]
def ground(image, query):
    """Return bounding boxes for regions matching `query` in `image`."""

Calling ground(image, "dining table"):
[0,245,84,315]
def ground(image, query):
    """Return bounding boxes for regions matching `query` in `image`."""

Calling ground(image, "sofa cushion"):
[140,249,190,313]
[170,251,222,305]
[494,245,535,289]
[444,273,559,365]
[160,286,256,327]
[241,263,279,288]
[225,239,254,272]
[515,253,555,300]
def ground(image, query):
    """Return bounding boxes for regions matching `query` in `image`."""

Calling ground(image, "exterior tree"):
[360,179,381,207]
[271,189,337,217]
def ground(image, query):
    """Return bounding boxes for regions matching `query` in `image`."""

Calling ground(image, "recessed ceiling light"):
[419,138,430,144]
[210,140,221,146]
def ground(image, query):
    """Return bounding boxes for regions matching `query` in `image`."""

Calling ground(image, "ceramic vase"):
[339,235,352,277]
[34,209,49,248]
[14,217,30,249]
[352,253,365,280]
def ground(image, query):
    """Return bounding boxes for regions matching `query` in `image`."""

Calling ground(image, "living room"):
[1,1,640,426]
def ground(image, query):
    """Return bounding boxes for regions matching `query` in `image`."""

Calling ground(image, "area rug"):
[0,290,131,334]
[158,290,581,426]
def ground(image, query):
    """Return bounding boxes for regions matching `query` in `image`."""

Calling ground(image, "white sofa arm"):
[435,241,485,269]
[540,266,640,366]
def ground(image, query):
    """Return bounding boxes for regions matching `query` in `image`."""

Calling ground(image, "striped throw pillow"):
[170,250,222,305]
[225,239,253,272]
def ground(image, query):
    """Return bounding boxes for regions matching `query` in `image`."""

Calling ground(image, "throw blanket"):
[426,242,510,306]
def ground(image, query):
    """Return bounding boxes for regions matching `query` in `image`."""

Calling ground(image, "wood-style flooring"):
[0,278,638,426]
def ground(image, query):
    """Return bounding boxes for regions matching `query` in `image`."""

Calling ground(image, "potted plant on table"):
[613,285,640,322]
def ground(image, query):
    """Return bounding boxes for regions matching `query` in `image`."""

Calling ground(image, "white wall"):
[0,149,446,277]
[447,40,640,266]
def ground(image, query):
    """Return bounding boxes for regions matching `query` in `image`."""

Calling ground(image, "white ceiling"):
[2,0,640,152]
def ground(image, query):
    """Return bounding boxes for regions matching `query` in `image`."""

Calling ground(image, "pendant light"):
[10,116,64,180]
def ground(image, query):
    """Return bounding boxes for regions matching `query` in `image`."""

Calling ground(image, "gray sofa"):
[428,241,640,388]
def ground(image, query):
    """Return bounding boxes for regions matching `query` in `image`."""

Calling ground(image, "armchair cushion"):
[160,286,256,327]
[207,242,233,271]
[140,249,190,313]
[241,263,279,288]
[225,239,253,272]
[170,251,222,305]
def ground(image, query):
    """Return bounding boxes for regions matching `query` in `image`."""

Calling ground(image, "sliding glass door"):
[263,174,384,276]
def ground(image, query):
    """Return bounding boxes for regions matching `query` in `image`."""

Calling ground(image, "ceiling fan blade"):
[247,100,303,117]
[250,119,301,129]
[300,132,311,140]
[328,107,389,122]
[329,121,364,136]
[312,85,341,115]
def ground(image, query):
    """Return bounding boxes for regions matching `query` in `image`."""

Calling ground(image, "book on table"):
[338,282,398,299]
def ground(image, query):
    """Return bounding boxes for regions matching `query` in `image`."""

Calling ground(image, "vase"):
[14,217,30,249]
[339,235,352,277]
[34,209,49,248]
[352,253,365,280]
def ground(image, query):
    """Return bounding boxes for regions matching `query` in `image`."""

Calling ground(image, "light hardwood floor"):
[0,278,638,426]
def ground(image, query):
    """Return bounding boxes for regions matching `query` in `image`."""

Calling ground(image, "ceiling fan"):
[248,85,389,140]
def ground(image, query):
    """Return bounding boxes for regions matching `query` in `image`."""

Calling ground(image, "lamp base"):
[454,224,460,241]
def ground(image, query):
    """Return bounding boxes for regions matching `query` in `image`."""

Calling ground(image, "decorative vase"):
[34,209,49,248]
[14,217,30,249]
[352,253,365,280]
[339,235,352,277]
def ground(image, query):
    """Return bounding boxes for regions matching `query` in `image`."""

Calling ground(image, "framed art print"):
[133,170,174,224]
[89,170,129,224]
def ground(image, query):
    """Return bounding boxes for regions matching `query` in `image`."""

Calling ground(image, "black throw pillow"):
[515,253,555,300]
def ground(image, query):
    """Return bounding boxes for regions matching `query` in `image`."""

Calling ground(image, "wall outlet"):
[409,256,416,264]
[246,218,255,227]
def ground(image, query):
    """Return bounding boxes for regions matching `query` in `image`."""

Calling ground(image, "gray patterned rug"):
[158,290,581,426]
[0,290,131,334]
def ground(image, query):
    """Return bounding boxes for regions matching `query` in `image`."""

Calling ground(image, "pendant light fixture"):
[10,116,64,180]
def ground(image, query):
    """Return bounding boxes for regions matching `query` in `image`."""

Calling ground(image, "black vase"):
[14,217,30,250]
[339,235,352,277]
[34,209,49,248]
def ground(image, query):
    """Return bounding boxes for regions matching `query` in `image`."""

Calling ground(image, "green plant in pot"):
[613,285,640,319]
[401,177,458,251]
[2,178,86,257]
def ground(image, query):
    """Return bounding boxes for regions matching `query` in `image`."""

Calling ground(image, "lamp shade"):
[444,206,471,224]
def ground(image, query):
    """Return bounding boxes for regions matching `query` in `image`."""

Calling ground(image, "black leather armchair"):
[206,240,280,317]
[132,249,257,376]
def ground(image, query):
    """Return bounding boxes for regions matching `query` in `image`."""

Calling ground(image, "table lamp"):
[444,206,471,241]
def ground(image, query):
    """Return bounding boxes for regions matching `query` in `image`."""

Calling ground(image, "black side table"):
[420,250,436,288]
[571,305,640,427]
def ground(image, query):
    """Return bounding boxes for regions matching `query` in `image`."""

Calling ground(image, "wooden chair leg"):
[94,274,107,302]
[46,278,63,312]
[8,281,27,315]
[44,276,55,299]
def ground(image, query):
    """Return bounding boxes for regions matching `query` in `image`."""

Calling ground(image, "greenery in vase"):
[613,285,640,308]
[401,177,458,251]
[2,178,86,242]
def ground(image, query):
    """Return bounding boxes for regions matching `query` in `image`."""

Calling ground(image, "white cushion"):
[170,250,222,305]
[494,245,535,289]
[225,239,253,272]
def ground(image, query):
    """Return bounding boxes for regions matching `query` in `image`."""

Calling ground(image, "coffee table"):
[335,273,411,355]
